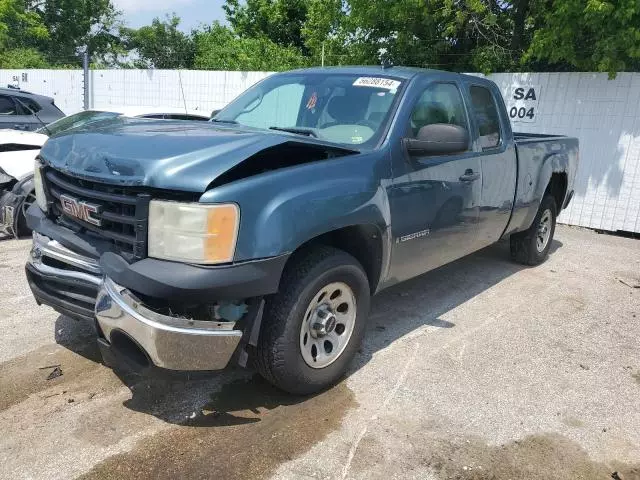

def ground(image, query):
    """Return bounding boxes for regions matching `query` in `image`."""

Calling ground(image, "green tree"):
[34,0,122,66]
[194,22,308,71]
[0,47,48,67]
[0,0,48,50]
[121,14,195,68]
[303,0,514,71]
[224,0,309,52]
[524,0,640,76]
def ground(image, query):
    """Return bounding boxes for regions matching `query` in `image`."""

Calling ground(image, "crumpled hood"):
[38,117,350,192]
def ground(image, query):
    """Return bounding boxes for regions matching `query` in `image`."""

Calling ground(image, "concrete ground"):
[0,225,638,480]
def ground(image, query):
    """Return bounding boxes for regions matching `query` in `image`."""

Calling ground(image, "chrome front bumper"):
[27,233,243,371]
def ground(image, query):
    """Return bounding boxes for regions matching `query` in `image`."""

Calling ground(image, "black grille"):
[44,169,150,259]
[26,264,99,321]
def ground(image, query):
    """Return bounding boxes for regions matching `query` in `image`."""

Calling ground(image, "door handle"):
[13,124,28,131]
[459,169,480,182]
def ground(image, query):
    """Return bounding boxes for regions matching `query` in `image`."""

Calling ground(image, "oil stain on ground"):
[79,375,356,480]
[351,426,640,480]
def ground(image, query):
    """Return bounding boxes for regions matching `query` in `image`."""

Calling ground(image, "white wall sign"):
[507,84,540,123]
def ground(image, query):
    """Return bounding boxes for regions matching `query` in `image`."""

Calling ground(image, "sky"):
[112,0,227,31]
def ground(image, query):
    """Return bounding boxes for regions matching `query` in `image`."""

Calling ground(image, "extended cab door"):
[463,82,517,248]
[388,79,481,283]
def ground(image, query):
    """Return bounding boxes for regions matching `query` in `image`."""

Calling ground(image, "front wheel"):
[255,246,370,395]
[510,194,557,265]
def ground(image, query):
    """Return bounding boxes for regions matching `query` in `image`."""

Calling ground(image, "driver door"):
[389,81,481,283]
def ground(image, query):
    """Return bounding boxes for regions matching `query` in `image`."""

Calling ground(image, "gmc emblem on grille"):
[59,194,102,226]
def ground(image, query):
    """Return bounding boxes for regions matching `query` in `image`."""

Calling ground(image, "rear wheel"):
[255,246,370,395]
[510,194,557,265]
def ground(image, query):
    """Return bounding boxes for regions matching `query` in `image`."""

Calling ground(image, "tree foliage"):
[121,14,195,69]
[0,0,48,51]
[37,0,121,64]
[0,0,638,75]
[224,0,309,52]
[194,22,308,71]
[0,47,48,68]
[525,0,640,76]
[0,0,120,67]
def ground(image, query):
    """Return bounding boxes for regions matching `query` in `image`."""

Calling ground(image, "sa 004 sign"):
[507,85,540,124]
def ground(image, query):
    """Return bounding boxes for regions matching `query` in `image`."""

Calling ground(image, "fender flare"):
[521,152,569,231]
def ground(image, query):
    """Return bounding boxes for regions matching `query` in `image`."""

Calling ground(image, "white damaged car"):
[0,107,210,237]
[0,128,48,236]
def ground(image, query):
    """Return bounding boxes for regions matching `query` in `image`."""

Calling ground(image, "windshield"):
[213,73,404,148]
[38,110,121,136]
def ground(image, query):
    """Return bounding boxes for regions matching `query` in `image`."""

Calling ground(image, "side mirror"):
[404,124,469,156]
[210,109,221,118]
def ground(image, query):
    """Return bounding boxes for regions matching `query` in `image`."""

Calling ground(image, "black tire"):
[255,246,370,395]
[15,191,35,237]
[510,194,557,266]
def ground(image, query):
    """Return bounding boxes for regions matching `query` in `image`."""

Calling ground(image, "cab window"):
[409,83,468,139]
[470,86,501,149]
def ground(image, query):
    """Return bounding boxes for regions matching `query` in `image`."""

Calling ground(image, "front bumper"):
[27,233,243,371]
[95,277,242,370]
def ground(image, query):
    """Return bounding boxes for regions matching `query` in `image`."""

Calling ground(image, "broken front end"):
[25,164,288,374]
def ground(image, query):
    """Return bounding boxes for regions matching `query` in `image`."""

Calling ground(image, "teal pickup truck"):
[25,67,578,394]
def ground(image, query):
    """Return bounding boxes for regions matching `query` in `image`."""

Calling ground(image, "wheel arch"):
[545,171,568,211]
[282,223,389,295]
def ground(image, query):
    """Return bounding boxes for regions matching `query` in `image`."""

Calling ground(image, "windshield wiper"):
[211,118,238,124]
[269,126,318,138]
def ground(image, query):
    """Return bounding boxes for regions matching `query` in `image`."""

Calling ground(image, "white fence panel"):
[0,69,83,114]
[89,69,272,115]
[489,72,640,233]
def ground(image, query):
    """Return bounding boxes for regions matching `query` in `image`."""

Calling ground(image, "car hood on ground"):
[39,117,356,193]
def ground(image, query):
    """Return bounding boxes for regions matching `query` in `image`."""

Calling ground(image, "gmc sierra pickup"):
[25,67,578,394]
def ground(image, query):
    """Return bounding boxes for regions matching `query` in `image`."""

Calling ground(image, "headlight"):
[33,160,48,212]
[148,201,239,264]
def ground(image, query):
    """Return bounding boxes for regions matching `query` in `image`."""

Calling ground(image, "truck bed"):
[506,132,579,236]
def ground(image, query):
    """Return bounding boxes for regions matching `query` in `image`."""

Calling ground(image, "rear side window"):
[0,95,18,115]
[470,86,501,149]
[18,97,43,114]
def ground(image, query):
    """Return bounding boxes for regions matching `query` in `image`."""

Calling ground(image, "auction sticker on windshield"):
[353,77,401,90]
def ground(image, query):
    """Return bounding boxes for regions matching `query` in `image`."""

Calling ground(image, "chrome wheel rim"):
[299,281,357,369]
[536,209,552,252]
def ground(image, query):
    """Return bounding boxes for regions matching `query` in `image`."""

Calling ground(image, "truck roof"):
[285,65,488,84]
